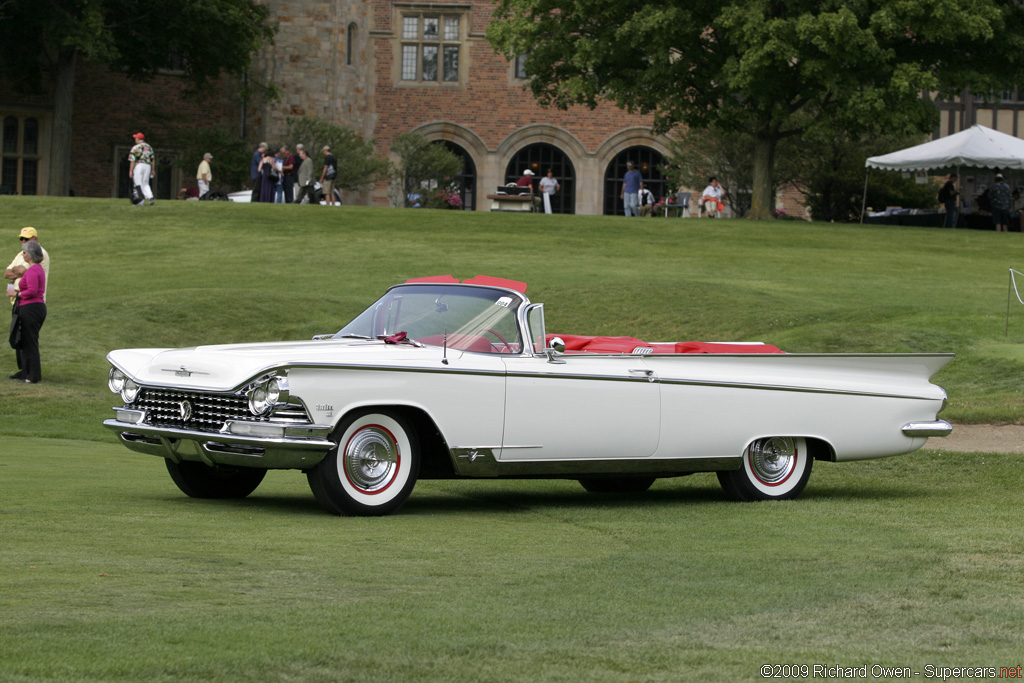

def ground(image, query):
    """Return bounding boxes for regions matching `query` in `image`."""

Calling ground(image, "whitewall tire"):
[717,437,812,501]
[307,410,420,516]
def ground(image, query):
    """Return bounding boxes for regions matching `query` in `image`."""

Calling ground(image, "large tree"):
[487,0,1024,219]
[0,0,274,196]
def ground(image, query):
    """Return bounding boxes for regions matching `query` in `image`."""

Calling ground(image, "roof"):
[865,124,1024,173]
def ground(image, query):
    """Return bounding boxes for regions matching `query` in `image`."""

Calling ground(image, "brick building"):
[2,0,681,215]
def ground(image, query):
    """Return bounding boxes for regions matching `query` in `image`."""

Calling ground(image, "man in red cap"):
[128,132,156,205]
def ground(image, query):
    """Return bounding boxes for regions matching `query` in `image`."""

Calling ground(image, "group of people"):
[940,172,1022,231]
[249,142,337,205]
[513,169,561,213]
[5,227,49,384]
[619,160,725,218]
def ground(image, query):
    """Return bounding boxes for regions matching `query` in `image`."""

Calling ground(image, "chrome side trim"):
[901,420,953,438]
[449,447,740,477]
[657,377,939,401]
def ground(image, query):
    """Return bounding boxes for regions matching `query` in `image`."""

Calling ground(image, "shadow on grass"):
[144,479,929,518]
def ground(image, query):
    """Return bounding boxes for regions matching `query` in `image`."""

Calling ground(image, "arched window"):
[603,146,668,215]
[347,23,357,66]
[435,140,476,211]
[504,143,575,214]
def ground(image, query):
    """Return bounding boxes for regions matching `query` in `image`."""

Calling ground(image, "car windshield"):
[335,285,524,354]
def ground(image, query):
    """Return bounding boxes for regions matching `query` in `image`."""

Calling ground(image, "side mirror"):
[545,336,566,364]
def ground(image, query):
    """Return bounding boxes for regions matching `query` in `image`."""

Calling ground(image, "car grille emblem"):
[179,400,193,422]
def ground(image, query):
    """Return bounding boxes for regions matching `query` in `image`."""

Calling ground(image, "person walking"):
[620,161,642,217]
[128,132,156,206]
[196,153,213,198]
[320,146,338,206]
[294,148,315,203]
[14,240,46,383]
[5,227,50,381]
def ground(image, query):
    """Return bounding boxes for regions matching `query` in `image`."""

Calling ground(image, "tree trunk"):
[748,134,777,220]
[47,48,76,197]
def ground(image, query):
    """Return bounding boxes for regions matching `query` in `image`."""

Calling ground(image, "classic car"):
[103,275,953,516]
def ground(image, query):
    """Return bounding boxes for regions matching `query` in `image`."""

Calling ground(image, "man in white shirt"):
[701,177,724,217]
[196,153,213,197]
[539,169,560,213]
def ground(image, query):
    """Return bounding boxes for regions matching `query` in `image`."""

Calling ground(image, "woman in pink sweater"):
[17,240,46,383]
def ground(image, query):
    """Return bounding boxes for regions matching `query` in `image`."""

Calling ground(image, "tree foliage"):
[487,0,1024,219]
[168,126,251,191]
[386,133,462,208]
[793,131,940,223]
[285,118,390,193]
[663,128,801,218]
[0,0,275,195]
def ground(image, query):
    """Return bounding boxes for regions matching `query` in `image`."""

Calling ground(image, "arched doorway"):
[603,146,667,215]
[435,140,476,211]
[505,143,575,214]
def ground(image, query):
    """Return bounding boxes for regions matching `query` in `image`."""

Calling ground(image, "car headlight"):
[108,367,126,394]
[121,378,140,404]
[247,375,288,417]
[249,385,269,415]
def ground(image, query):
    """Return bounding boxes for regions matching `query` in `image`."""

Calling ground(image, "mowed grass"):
[2,438,1023,681]
[2,195,1024,436]
[2,197,1024,680]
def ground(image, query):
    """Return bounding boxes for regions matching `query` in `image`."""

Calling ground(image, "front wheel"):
[165,459,266,499]
[717,437,812,501]
[307,410,420,516]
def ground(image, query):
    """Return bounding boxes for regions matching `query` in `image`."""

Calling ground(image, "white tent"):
[861,124,1024,222]
[866,124,1024,172]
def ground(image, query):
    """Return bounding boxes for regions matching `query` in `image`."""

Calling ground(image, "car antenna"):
[442,329,449,365]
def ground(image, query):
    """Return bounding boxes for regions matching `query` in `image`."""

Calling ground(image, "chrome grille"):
[133,389,310,432]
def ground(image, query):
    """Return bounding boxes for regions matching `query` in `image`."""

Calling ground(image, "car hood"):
[108,338,454,391]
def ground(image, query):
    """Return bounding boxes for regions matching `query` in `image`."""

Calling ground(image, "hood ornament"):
[161,365,209,377]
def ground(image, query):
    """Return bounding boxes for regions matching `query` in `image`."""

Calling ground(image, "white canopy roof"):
[865,124,1024,172]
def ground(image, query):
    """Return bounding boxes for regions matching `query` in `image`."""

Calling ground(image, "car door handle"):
[629,368,655,382]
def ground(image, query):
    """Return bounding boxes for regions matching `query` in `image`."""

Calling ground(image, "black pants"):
[294,182,314,204]
[250,178,261,203]
[18,302,46,382]
[283,174,296,203]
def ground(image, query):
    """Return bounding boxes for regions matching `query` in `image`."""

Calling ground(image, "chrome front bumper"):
[103,411,335,469]
[901,420,953,438]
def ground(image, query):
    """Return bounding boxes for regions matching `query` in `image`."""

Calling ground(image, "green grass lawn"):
[2,197,1024,680]
[2,439,1022,681]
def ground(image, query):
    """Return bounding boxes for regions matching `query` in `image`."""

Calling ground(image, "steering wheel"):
[483,328,514,353]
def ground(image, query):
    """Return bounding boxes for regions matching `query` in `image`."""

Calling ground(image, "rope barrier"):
[1005,269,1024,335]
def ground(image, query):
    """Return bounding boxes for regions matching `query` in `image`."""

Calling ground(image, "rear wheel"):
[165,459,266,498]
[717,437,812,501]
[578,476,656,494]
[307,410,420,516]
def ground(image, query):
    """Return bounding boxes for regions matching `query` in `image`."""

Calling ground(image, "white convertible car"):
[103,275,953,516]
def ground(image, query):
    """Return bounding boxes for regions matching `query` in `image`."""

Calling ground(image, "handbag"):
[9,298,22,350]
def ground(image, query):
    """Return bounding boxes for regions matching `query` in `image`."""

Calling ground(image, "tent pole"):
[954,165,961,228]
[860,170,869,224]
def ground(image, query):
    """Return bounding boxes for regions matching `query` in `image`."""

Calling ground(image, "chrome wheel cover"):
[748,437,797,485]
[343,426,400,493]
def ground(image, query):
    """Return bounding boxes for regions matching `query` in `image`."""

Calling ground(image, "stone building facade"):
[1,0,812,215]
[249,0,676,215]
